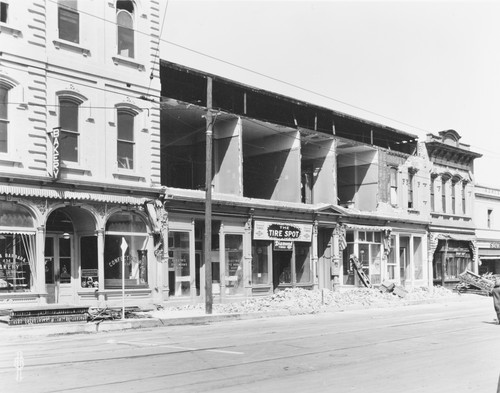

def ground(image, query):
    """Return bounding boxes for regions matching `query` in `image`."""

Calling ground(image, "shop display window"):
[252,241,270,285]
[225,234,244,295]
[81,236,98,288]
[168,231,190,296]
[0,234,34,292]
[295,242,311,283]
[104,212,148,289]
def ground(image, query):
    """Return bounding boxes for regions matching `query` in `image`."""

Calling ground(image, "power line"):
[45,0,431,135]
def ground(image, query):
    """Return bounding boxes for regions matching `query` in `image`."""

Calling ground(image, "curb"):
[0,294,490,338]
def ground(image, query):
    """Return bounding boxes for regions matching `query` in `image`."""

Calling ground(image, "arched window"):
[59,97,80,162]
[0,83,8,153]
[104,212,148,288]
[117,0,135,58]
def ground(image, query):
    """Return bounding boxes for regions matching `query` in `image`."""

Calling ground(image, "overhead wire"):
[5,3,495,169]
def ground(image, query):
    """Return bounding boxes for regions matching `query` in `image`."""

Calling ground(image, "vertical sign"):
[51,128,61,179]
[120,237,128,320]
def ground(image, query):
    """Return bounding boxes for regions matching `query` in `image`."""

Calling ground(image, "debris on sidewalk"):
[455,270,497,296]
[149,286,459,319]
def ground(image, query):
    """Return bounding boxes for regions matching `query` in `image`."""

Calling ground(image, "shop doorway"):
[45,235,73,304]
[272,250,292,290]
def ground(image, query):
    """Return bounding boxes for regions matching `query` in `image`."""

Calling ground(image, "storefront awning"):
[479,249,500,259]
[344,224,392,232]
[0,185,150,205]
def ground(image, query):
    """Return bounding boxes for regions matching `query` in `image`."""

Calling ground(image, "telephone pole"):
[204,77,213,314]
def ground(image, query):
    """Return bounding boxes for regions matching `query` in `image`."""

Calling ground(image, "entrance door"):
[45,235,73,304]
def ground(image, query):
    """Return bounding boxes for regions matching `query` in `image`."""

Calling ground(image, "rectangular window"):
[252,241,270,285]
[451,181,456,214]
[295,242,311,283]
[0,234,33,293]
[0,86,7,153]
[430,177,435,211]
[117,111,134,169]
[0,2,8,23]
[59,99,79,162]
[168,231,190,296]
[104,234,148,289]
[413,237,423,280]
[386,235,397,280]
[80,236,98,288]
[488,209,493,229]
[390,167,398,206]
[408,171,414,209]
[462,183,467,215]
[225,234,244,295]
[58,1,79,43]
[442,178,447,213]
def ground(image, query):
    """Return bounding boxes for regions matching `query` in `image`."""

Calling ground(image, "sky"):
[159,0,500,187]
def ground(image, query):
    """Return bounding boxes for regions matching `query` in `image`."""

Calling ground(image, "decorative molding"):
[112,56,145,71]
[0,23,22,38]
[53,39,91,57]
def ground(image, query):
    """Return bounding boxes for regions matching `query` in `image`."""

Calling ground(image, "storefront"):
[0,201,39,302]
[0,184,161,308]
[340,224,428,288]
[430,233,477,287]
[252,220,314,293]
[477,241,500,275]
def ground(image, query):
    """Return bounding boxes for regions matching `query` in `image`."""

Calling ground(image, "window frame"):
[58,96,81,163]
[116,108,136,170]
[116,1,135,58]
[58,0,79,44]
[0,2,8,23]
[0,84,8,154]
[389,167,398,207]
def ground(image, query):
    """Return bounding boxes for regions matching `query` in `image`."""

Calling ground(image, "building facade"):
[0,0,486,309]
[425,131,481,288]
[0,0,162,307]
[475,185,500,274]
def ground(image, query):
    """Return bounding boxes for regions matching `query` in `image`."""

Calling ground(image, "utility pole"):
[204,77,213,314]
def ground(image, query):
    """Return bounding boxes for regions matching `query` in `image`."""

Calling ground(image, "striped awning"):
[0,185,151,205]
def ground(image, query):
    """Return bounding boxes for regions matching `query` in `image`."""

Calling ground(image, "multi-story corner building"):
[475,184,500,274]
[0,0,161,307]
[425,131,482,287]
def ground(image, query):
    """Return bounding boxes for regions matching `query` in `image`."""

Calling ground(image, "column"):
[36,226,46,303]
[311,220,319,290]
[96,229,105,304]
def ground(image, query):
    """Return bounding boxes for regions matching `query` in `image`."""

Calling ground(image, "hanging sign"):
[253,221,312,242]
[51,128,61,179]
[273,240,293,251]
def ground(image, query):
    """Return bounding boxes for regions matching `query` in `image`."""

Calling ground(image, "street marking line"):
[111,340,244,355]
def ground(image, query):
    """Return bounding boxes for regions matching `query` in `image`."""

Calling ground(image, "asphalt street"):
[0,295,499,393]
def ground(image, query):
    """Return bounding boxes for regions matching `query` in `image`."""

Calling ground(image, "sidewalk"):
[0,293,491,338]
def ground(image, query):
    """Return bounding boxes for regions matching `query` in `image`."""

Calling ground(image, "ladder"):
[350,255,373,288]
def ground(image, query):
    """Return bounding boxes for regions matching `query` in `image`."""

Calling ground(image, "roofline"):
[160,60,419,141]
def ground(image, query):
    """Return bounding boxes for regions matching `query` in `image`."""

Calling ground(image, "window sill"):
[431,212,472,220]
[53,39,91,57]
[0,23,22,38]
[60,162,91,176]
[0,155,23,168]
[112,171,146,182]
[112,55,145,71]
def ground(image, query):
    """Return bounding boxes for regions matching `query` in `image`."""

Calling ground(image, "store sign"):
[51,128,60,179]
[274,240,293,251]
[253,221,312,242]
